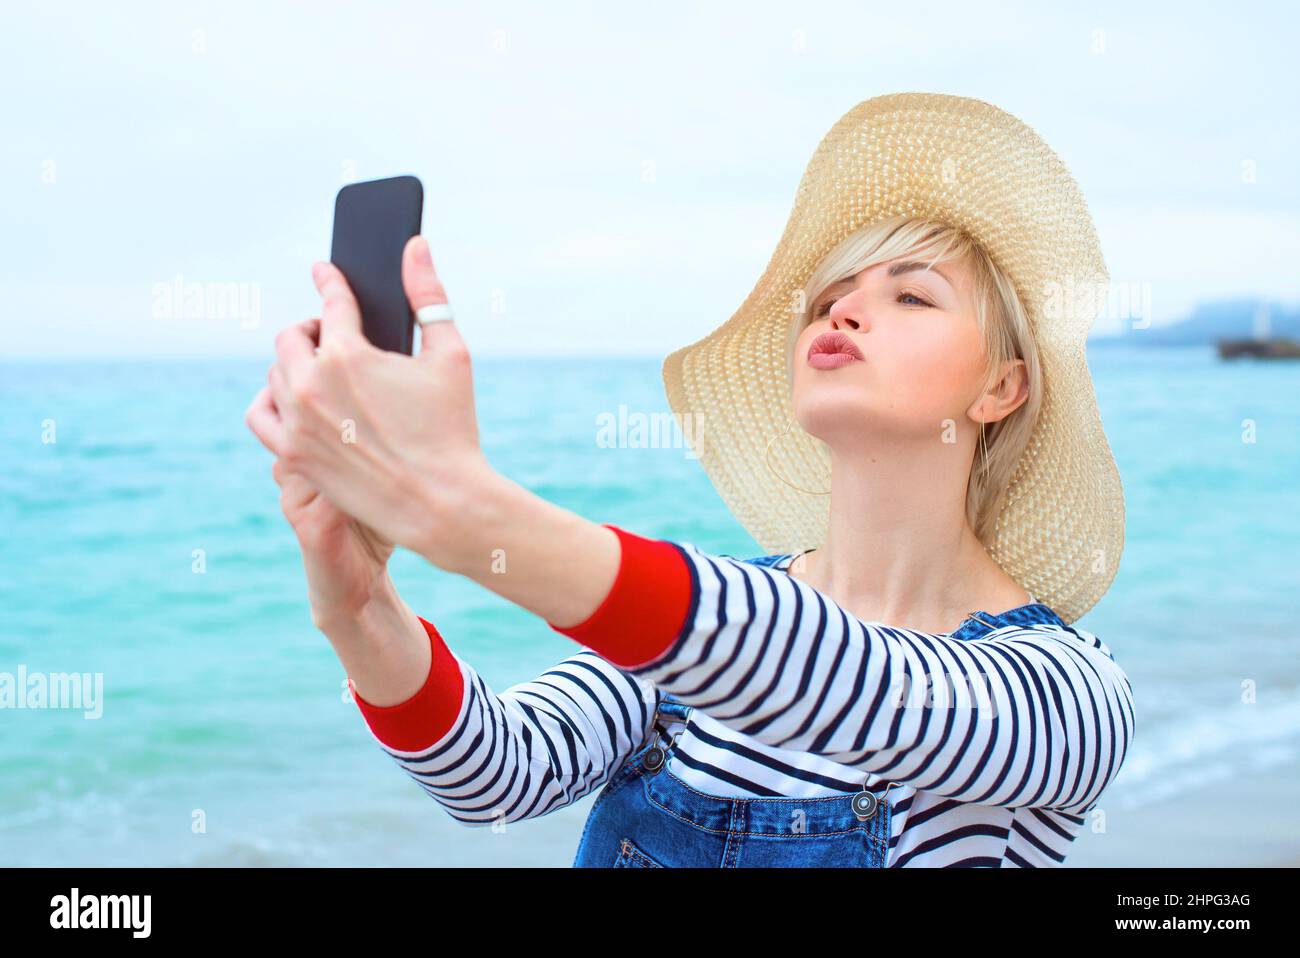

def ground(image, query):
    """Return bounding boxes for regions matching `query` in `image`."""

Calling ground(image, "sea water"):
[0,348,1297,865]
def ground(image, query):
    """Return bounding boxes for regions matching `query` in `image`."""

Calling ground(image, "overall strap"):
[948,602,1066,641]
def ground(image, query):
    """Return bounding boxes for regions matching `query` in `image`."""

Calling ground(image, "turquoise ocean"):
[2,347,1298,866]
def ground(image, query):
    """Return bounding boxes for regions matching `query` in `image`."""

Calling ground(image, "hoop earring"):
[764,417,832,496]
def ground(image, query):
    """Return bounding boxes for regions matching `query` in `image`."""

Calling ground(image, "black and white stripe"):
[366,543,1135,867]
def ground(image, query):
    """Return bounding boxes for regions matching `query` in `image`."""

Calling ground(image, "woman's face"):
[790,254,1007,449]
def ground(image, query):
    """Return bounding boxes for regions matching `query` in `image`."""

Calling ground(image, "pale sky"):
[2,0,1297,358]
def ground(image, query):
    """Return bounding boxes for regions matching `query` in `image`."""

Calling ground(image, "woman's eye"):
[815,291,931,317]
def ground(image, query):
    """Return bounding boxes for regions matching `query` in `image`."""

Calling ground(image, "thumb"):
[402,235,466,363]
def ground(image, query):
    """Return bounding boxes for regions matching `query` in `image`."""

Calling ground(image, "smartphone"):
[329,175,424,354]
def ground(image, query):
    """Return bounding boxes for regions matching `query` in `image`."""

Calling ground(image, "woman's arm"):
[400,470,1134,816]
[251,394,653,824]
[237,281,679,815]
[422,471,682,658]
[244,244,659,822]
[543,527,1136,815]
[348,604,661,826]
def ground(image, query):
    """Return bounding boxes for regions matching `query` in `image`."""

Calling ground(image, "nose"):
[830,314,861,332]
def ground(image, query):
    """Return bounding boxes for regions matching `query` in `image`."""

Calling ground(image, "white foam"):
[1110,682,1300,808]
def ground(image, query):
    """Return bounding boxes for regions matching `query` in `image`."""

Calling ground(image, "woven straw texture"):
[661,92,1125,624]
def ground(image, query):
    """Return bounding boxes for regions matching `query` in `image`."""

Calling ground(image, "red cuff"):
[548,523,693,668]
[351,616,465,752]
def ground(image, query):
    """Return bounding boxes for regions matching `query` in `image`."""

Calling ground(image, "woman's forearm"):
[322,465,622,711]
[318,572,435,708]
[424,468,623,630]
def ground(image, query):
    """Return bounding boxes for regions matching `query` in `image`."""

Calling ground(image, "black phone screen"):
[329,175,424,354]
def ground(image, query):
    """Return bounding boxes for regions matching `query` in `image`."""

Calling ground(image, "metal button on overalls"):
[850,790,879,820]
[642,744,666,773]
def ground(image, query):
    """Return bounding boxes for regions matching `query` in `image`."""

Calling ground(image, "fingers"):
[274,317,320,383]
[310,261,364,349]
[402,235,467,365]
[244,385,286,455]
[268,361,291,412]
[274,457,318,513]
[273,452,321,517]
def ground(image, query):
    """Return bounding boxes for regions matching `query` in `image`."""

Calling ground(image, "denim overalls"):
[572,552,1067,868]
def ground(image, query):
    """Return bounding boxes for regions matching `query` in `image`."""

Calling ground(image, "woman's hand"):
[269,451,395,631]
[245,235,496,572]
[246,233,621,630]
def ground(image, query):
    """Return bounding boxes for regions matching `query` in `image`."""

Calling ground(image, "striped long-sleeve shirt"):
[351,523,1136,867]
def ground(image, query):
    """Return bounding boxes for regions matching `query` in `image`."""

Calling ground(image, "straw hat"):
[661,91,1124,624]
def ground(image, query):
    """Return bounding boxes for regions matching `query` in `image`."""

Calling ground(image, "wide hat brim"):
[661,91,1125,624]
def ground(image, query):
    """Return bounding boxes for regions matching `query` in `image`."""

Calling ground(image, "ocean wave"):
[1112,683,1300,809]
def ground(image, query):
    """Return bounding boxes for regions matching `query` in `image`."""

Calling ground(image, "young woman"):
[245,92,1134,867]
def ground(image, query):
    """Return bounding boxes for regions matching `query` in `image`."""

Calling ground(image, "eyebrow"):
[820,260,957,297]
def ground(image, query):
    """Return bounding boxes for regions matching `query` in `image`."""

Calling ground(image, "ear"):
[970,358,1028,426]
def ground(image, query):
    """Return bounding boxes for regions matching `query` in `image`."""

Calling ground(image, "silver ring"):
[416,303,454,324]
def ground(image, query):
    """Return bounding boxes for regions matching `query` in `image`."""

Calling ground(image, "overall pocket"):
[613,837,663,868]
[572,740,658,867]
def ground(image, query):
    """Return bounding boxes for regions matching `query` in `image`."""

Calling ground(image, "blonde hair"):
[787,214,1043,547]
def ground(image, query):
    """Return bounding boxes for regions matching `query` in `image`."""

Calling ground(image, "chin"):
[793,370,868,411]
[792,393,869,443]
[795,388,926,450]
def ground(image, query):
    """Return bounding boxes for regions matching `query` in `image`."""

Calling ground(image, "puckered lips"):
[807,330,865,369]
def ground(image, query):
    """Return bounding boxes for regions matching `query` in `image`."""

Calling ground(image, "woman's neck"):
[788,443,1029,632]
